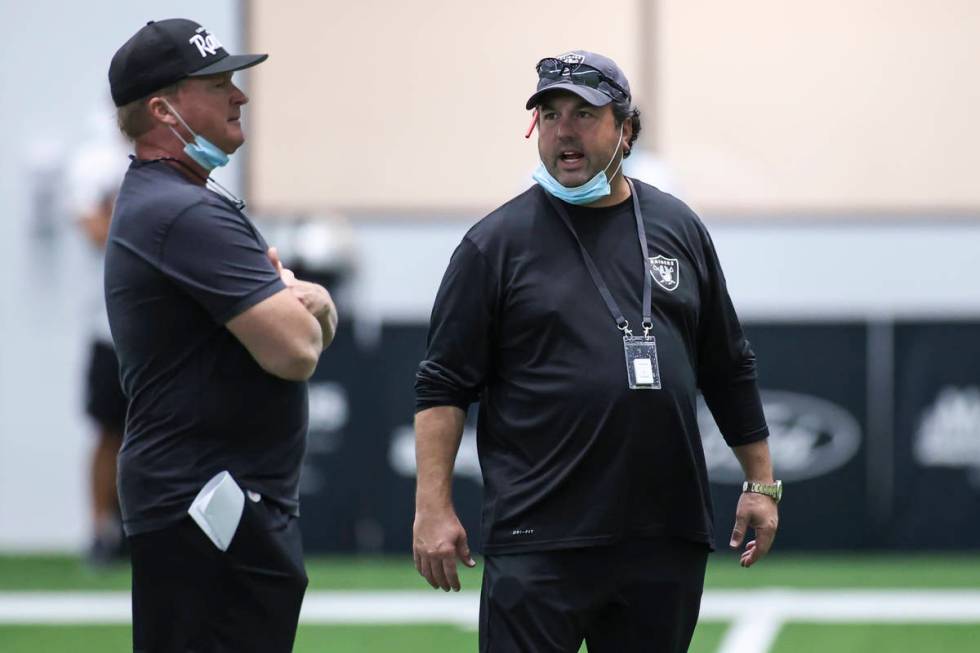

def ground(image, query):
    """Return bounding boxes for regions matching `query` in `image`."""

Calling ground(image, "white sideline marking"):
[0,593,131,624]
[0,591,480,626]
[699,589,980,621]
[300,592,477,627]
[3,589,980,653]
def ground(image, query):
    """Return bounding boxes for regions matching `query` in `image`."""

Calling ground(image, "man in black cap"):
[413,50,781,652]
[105,18,337,652]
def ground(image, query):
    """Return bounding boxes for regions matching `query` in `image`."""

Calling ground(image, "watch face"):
[768,481,783,502]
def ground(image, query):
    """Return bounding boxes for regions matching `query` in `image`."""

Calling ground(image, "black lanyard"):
[542,177,653,337]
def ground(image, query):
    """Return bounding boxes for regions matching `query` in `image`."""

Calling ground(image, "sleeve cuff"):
[218,277,287,324]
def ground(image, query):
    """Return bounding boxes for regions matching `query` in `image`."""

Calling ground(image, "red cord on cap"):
[524,110,538,139]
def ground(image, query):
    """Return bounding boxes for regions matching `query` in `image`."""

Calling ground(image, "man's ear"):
[146,96,176,126]
[622,115,634,152]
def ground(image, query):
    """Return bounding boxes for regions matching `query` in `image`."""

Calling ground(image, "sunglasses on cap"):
[535,58,629,101]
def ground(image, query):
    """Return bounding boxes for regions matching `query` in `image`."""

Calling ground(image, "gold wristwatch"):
[742,480,783,503]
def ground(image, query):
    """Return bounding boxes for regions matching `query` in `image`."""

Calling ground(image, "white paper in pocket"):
[187,471,245,552]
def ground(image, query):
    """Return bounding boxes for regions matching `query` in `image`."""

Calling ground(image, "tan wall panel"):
[247,0,639,213]
[658,0,980,212]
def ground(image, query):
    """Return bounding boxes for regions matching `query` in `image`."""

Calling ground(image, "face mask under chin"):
[161,99,231,172]
[533,124,625,206]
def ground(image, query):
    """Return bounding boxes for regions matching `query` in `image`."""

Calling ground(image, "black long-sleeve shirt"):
[416,180,768,553]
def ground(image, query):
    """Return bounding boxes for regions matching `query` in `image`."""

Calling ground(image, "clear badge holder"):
[623,333,662,390]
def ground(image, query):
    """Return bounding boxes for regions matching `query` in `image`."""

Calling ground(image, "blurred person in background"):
[414,50,781,652]
[66,114,130,567]
[106,18,337,652]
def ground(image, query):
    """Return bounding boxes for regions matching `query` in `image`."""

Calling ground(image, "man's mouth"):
[558,150,586,170]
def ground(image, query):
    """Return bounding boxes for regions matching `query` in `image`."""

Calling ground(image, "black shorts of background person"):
[85,341,127,431]
[84,340,127,565]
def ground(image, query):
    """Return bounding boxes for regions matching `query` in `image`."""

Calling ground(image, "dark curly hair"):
[611,100,641,158]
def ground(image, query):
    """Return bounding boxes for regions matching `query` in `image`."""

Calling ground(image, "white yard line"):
[713,609,784,653]
[3,588,980,653]
[702,590,980,653]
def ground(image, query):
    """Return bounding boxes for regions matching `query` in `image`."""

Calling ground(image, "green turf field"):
[6,552,980,591]
[0,623,731,653]
[1,553,979,652]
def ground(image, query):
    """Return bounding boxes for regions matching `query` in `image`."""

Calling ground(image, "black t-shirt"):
[105,159,308,536]
[416,180,768,554]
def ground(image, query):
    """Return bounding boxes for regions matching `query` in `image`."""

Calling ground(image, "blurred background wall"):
[1,0,978,552]
[247,0,980,214]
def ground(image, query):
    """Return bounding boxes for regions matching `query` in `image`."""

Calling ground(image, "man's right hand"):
[413,506,476,592]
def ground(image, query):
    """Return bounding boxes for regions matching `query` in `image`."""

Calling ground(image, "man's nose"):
[555,118,568,138]
[555,115,575,139]
[232,84,249,106]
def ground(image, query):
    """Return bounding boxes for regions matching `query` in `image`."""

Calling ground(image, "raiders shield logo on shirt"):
[649,255,680,292]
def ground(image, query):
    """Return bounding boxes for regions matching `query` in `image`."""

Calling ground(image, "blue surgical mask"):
[533,124,624,205]
[162,99,230,172]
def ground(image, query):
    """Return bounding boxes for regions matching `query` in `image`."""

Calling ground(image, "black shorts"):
[480,537,709,653]
[129,498,308,653]
[85,341,127,431]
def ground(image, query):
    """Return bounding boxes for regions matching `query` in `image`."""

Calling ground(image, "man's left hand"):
[729,491,778,568]
[288,280,334,319]
[267,246,337,347]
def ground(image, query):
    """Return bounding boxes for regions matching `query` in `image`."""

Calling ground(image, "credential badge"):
[649,255,679,292]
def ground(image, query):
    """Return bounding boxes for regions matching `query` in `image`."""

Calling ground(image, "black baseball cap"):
[526,50,631,110]
[109,18,268,107]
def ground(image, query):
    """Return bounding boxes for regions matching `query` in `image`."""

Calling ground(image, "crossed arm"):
[226,247,338,381]
[266,247,338,350]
